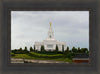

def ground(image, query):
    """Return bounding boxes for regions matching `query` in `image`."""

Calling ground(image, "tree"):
[65,46,69,53]
[55,45,59,53]
[72,47,77,53]
[24,46,28,53]
[30,47,33,52]
[24,46,27,50]
[86,50,89,54]
[41,45,45,53]
[77,47,81,53]
[66,46,69,52]
[62,45,64,52]
[81,48,88,53]
[18,47,23,54]
[33,45,35,52]
[19,48,22,51]
[11,49,17,54]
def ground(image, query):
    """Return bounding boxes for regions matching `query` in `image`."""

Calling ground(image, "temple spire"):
[49,22,52,27]
[48,22,54,39]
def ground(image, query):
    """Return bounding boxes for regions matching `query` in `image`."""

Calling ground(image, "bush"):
[29,52,64,59]
[11,53,15,56]
[63,53,73,59]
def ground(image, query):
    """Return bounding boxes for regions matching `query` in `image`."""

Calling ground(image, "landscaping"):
[11,46,89,63]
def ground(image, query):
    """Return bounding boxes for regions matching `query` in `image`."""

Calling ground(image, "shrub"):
[11,53,15,56]
[29,52,64,59]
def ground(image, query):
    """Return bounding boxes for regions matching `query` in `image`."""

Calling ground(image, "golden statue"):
[49,22,52,27]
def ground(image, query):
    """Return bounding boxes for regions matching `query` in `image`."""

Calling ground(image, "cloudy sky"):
[11,11,89,50]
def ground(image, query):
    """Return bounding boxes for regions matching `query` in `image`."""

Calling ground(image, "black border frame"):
[0,0,99,74]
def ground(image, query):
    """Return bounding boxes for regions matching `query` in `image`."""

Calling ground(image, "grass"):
[11,52,73,63]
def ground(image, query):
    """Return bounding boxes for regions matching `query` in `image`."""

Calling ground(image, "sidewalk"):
[11,58,69,63]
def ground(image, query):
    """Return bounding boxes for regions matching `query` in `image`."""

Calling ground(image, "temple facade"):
[34,22,66,51]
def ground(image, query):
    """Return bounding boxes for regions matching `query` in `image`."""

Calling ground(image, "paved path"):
[11,58,69,63]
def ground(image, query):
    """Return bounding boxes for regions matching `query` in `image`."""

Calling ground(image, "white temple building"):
[34,22,66,51]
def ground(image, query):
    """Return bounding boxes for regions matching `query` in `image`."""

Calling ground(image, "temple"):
[34,22,66,51]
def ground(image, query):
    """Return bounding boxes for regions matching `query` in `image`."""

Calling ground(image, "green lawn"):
[11,52,73,63]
